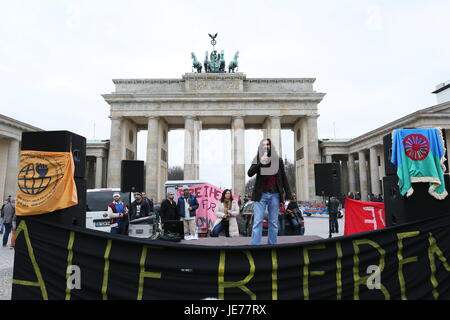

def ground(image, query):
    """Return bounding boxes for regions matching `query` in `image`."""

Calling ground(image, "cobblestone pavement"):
[0,232,14,300]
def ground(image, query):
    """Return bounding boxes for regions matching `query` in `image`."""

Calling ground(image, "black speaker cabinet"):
[314,163,342,197]
[121,160,145,193]
[25,178,87,228]
[21,131,86,178]
[383,174,450,226]
[383,129,448,176]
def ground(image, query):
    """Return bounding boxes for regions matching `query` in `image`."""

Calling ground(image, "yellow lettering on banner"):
[427,232,450,300]
[12,220,48,300]
[336,242,343,300]
[65,231,75,300]
[102,239,112,300]
[352,239,390,300]
[397,231,420,300]
[218,250,256,300]
[303,244,326,300]
[137,245,162,300]
[271,249,278,300]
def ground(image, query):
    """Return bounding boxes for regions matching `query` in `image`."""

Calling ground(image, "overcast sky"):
[1,0,449,189]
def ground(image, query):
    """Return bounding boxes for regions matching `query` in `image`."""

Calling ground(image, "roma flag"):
[391,128,447,200]
[16,150,78,216]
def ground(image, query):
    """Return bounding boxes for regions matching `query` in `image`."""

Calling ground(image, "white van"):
[164,180,207,198]
[86,188,135,232]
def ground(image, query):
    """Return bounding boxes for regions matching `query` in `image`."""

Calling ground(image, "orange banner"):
[16,150,78,216]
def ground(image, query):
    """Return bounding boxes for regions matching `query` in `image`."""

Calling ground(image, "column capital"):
[146,116,160,121]
[231,115,245,121]
[183,115,196,120]
[305,114,320,120]
[109,115,123,121]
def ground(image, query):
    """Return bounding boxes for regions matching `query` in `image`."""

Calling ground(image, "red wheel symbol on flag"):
[403,134,430,161]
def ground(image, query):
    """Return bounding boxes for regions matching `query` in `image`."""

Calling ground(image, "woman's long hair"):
[220,189,232,203]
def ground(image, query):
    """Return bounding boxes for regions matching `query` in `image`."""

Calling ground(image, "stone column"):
[370,146,381,196]
[231,116,245,197]
[325,155,332,163]
[193,119,202,179]
[341,158,349,194]
[358,150,368,201]
[107,117,123,188]
[348,153,356,193]
[4,138,19,198]
[184,116,197,180]
[146,117,160,197]
[306,116,320,199]
[262,116,282,157]
[95,156,103,189]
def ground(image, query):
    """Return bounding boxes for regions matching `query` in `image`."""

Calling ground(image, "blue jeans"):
[251,193,279,245]
[110,227,121,234]
[2,223,12,246]
[211,220,230,237]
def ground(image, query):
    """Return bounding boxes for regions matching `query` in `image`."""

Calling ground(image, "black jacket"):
[159,199,178,222]
[248,157,292,202]
[129,200,150,221]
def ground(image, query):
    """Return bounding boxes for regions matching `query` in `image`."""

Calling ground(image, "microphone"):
[262,150,268,164]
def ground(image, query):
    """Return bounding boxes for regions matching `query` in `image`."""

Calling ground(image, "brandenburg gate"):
[102,36,325,201]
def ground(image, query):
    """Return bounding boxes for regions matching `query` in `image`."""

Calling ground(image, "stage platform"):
[179,235,323,246]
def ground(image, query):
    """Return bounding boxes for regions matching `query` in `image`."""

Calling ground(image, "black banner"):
[11,214,450,300]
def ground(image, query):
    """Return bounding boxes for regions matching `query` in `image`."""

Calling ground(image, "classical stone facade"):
[102,72,326,201]
[0,114,41,200]
[320,101,450,201]
[86,140,110,189]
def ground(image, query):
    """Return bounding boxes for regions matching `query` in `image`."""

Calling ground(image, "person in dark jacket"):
[328,196,340,234]
[2,198,16,247]
[129,192,150,221]
[141,192,154,212]
[247,138,292,245]
[177,186,199,240]
[159,191,178,223]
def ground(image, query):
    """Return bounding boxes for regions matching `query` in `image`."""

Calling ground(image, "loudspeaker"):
[29,178,87,227]
[314,163,342,197]
[121,160,145,193]
[383,133,397,176]
[383,174,450,226]
[383,129,448,176]
[21,131,86,178]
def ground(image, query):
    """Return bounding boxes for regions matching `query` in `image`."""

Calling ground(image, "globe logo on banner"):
[403,134,430,161]
[18,163,52,195]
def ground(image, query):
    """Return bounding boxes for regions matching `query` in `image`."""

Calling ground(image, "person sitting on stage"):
[211,189,240,238]
[247,138,292,245]
[284,193,304,235]
[129,192,150,221]
[177,186,199,240]
[108,193,128,235]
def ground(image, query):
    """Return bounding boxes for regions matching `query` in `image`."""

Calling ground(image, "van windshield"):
[87,191,131,212]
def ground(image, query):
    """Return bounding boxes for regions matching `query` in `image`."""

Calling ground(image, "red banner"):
[344,198,386,235]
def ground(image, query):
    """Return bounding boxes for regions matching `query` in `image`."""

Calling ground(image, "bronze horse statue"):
[228,51,239,73]
[191,52,202,73]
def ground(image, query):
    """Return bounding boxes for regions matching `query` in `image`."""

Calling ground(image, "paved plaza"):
[0,214,343,300]
[0,232,14,300]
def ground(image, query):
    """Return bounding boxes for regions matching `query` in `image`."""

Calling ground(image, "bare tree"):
[284,158,296,194]
[245,177,256,198]
[168,166,184,180]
